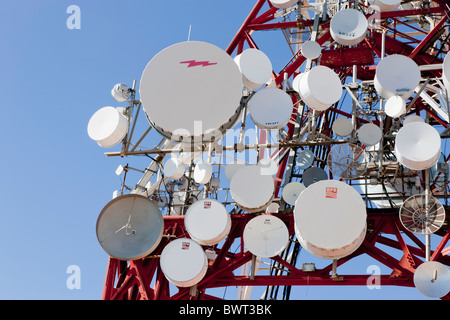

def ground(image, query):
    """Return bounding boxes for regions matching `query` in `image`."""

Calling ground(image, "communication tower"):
[88,0,450,300]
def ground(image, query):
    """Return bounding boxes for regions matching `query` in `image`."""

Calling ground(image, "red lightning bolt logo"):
[180,60,217,68]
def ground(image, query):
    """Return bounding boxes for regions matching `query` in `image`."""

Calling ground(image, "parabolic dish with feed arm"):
[296,149,315,169]
[302,167,328,187]
[413,261,450,299]
[243,214,289,258]
[139,41,243,143]
[282,181,306,206]
[327,143,367,180]
[96,194,164,261]
[399,194,446,235]
[294,179,367,260]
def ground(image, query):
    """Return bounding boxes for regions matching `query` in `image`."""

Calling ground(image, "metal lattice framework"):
[99,0,450,300]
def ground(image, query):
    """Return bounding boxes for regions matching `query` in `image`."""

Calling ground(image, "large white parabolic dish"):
[374,54,421,99]
[330,9,368,46]
[294,180,367,259]
[96,194,164,261]
[249,87,293,130]
[87,106,129,148]
[299,66,342,111]
[159,238,208,288]
[234,48,273,91]
[395,121,441,170]
[243,214,289,258]
[139,41,243,142]
[184,199,231,246]
[230,165,275,212]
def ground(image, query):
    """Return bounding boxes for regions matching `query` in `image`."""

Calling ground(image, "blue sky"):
[0,0,440,300]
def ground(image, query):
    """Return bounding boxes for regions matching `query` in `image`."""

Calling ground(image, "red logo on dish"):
[325,187,338,199]
[180,60,217,68]
[204,201,212,209]
[181,242,190,250]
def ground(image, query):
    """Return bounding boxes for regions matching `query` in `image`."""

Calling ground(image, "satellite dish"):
[139,41,243,143]
[96,194,164,261]
[374,54,421,100]
[159,238,208,288]
[332,117,353,137]
[184,199,231,246]
[399,194,446,235]
[296,149,315,169]
[442,51,450,93]
[357,123,382,146]
[292,73,304,94]
[368,0,401,12]
[257,157,279,176]
[301,41,322,60]
[87,106,129,148]
[282,181,306,205]
[225,163,246,181]
[193,160,213,184]
[385,95,406,118]
[403,114,424,126]
[248,87,293,130]
[269,0,298,9]
[243,215,289,258]
[298,65,342,111]
[330,9,368,46]
[111,83,131,102]
[230,165,275,212]
[327,143,367,180]
[157,195,168,208]
[302,167,328,187]
[164,157,186,180]
[234,48,273,91]
[395,122,441,171]
[413,261,450,299]
[293,180,367,259]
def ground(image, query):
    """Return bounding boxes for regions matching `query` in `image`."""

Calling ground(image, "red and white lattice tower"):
[94,0,450,300]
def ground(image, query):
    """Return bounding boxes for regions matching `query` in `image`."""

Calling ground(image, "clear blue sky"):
[0,0,438,300]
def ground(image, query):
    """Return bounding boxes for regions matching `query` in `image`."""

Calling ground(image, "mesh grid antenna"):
[327,143,367,180]
[399,194,446,235]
